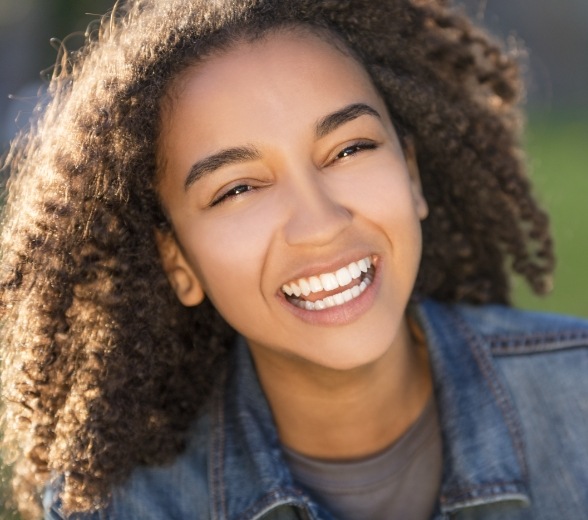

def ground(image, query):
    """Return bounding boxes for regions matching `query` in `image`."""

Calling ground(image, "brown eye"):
[335,141,377,161]
[211,184,254,207]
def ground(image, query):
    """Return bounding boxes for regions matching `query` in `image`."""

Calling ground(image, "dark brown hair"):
[0,0,553,516]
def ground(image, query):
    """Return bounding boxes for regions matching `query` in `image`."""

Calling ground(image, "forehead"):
[170,26,372,94]
[160,29,384,131]
[157,29,392,185]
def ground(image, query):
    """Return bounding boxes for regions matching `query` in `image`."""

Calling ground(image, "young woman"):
[1,1,587,519]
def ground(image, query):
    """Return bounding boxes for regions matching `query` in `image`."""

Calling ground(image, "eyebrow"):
[315,103,381,140]
[184,146,260,190]
[183,103,381,190]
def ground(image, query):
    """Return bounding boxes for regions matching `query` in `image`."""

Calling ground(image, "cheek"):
[184,211,274,310]
[344,165,422,227]
[345,166,424,268]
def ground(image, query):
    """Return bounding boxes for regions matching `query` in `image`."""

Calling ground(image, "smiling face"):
[156,29,428,371]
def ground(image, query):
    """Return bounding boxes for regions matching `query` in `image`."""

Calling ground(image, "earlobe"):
[403,138,429,221]
[155,230,205,306]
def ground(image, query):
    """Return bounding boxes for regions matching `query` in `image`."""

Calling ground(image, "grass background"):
[514,112,588,317]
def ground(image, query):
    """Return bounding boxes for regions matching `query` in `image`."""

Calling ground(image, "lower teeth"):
[290,268,374,311]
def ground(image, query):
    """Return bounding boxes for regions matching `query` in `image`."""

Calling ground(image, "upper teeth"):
[282,256,372,297]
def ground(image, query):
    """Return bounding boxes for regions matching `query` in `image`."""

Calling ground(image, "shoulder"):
[418,299,588,517]
[44,410,212,520]
[448,300,588,416]
[109,410,212,519]
[420,298,588,401]
[453,301,588,350]
[419,298,588,349]
[447,302,588,391]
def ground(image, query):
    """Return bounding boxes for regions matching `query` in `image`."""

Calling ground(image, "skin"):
[157,29,433,459]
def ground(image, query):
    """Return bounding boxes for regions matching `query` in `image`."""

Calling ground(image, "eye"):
[210,184,254,207]
[333,141,378,162]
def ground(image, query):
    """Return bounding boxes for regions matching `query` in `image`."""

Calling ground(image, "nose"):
[282,170,352,247]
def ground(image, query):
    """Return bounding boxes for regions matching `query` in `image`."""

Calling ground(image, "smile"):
[281,256,375,311]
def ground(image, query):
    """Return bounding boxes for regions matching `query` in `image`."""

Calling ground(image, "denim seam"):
[487,330,588,356]
[451,310,530,482]
[211,371,228,520]
[440,480,527,502]
[235,488,311,520]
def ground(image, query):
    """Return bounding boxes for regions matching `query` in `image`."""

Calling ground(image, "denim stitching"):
[450,309,530,482]
[211,372,228,520]
[488,330,588,355]
[235,488,311,520]
[440,480,527,502]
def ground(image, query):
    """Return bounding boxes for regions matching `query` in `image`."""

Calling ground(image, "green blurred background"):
[515,112,588,317]
[0,0,586,517]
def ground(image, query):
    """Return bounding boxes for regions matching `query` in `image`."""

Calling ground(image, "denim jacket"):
[45,299,588,519]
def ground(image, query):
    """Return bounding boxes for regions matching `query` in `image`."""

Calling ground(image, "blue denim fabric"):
[45,299,588,519]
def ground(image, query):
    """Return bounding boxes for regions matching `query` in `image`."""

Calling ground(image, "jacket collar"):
[414,299,530,515]
[208,337,323,520]
[209,299,531,519]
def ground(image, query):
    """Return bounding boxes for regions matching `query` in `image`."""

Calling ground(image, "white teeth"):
[342,289,353,302]
[314,300,326,310]
[281,255,375,311]
[357,258,368,273]
[319,273,339,292]
[309,276,322,293]
[292,274,372,311]
[349,262,362,279]
[335,266,352,287]
[299,278,311,297]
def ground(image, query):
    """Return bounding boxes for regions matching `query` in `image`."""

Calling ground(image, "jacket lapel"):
[415,299,531,516]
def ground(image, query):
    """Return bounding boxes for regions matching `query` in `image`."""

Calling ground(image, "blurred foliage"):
[0,462,19,519]
[514,112,588,317]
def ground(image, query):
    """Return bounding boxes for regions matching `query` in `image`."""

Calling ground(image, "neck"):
[249,316,432,460]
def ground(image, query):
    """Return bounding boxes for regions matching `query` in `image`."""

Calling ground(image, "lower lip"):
[277,260,382,326]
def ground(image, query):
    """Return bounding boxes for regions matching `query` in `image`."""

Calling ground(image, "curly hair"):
[0,0,554,517]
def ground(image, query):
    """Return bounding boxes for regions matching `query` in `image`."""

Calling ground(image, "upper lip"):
[279,253,377,290]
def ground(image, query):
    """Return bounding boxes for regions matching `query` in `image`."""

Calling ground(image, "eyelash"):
[210,184,254,207]
[332,141,378,162]
[209,141,379,207]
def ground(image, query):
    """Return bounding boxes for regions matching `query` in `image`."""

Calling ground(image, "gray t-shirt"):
[282,397,442,520]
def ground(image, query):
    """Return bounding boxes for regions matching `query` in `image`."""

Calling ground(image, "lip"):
[276,255,382,326]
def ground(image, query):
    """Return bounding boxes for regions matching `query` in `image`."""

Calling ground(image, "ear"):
[155,230,205,306]
[402,137,429,220]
